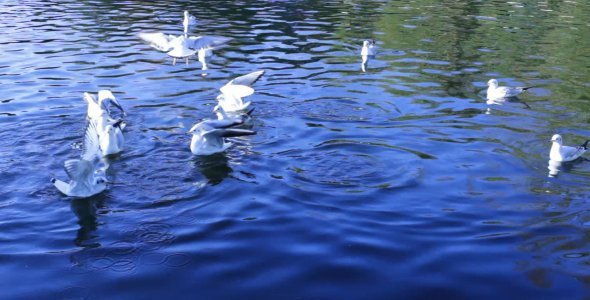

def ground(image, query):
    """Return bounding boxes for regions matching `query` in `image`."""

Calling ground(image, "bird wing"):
[138,32,175,52]
[495,86,524,98]
[83,92,98,106]
[220,84,255,99]
[561,145,586,161]
[203,118,244,129]
[81,121,101,162]
[227,70,265,87]
[187,35,232,50]
[186,14,197,27]
[64,159,93,181]
[217,128,256,138]
[202,128,255,141]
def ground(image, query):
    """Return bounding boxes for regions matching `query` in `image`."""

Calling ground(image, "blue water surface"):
[1,0,590,298]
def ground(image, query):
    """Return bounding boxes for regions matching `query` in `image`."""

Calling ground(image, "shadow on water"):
[192,152,232,185]
[70,195,106,248]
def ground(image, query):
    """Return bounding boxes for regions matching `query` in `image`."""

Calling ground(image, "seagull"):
[361,40,376,72]
[486,79,532,100]
[52,122,108,198]
[138,32,231,66]
[188,118,256,155]
[96,116,125,156]
[361,40,376,56]
[214,104,254,122]
[183,11,197,36]
[549,134,588,162]
[84,90,125,121]
[216,70,265,112]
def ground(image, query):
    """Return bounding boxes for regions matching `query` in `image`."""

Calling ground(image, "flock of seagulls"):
[50,12,587,198]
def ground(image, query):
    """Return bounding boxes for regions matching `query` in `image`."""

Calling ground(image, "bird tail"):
[582,140,589,150]
[521,86,534,91]
[51,178,56,183]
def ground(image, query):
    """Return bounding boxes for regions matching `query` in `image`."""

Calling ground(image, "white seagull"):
[549,134,588,162]
[188,118,256,155]
[84,90,125,121]
[183,11,197,36]
[361,40,376,72]
[486,79,532,100]
[138,33,231,66]
[361,40,377,56]
[95,116,126,156]
[52,122,108,198]
[216,70,265,112]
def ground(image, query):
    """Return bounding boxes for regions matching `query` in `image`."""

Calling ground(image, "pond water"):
[1,0,590,298]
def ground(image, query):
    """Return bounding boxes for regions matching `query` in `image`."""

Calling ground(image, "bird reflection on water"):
[70,195,106,248]
[193,153,232,185]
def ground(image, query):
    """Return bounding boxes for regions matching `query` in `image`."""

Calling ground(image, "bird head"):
[551,134,562,145]
[98,90,126,115]
[487,79,498,88]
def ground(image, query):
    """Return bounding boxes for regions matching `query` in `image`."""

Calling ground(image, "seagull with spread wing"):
[52,122,108,198]
[84,90,125,122]
[216,70,265,112]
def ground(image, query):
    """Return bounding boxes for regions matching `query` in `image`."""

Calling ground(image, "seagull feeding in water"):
[486,79,532,100]
[183,10,197,36]
[549,134,588,162]
[85,90,127,156]
[96,116,126,156]
[188,118,256,155]
[84,90,125,121]
[52,122,108,198]
[216,70,265,112]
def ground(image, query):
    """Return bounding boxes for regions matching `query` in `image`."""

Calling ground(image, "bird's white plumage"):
[189,119,256,155]
[139,32,231,67]
[361,40,376,56]
[486,79,531,100]
[183,11,197,35]
[84,90,125,121]
[549,134,588,162]
[216,71,264,112]
[53,122,107,198]
[95,116,125,156]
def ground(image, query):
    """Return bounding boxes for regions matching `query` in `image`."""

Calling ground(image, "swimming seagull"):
[96,116,125,156]
[486,79,533,100]
[138,32,231,66]
[216,70,265,112]
[84,90,125,121]
[188,118,256,155]
[183,10,197,36]
[361,40,376,72]
[549,134,588,162]
[52,122,108,198]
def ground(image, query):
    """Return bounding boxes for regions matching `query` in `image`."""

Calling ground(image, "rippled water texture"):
[1,0,590,298]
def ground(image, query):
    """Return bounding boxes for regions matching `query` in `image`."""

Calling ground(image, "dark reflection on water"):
[1,0,590,298]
